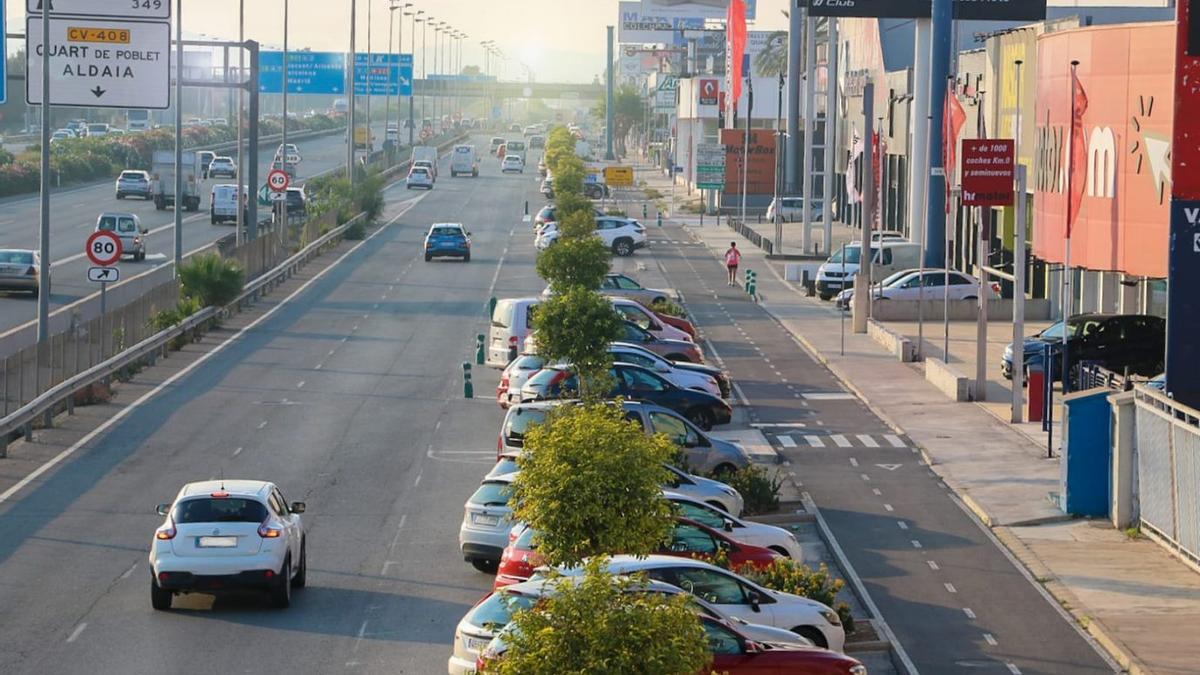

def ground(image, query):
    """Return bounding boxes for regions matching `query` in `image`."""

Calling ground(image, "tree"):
[754,31,789,77]
[592,86,646,158]
[511,404,677,566]
[483,558,710,675]
[530,288,623,396]
[553,192,595,226]
[556,209,598,240]
[552,156,586,196]
[461,64,482,76]
[537,236,610,292]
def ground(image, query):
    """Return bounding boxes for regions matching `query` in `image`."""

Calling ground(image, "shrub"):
[712,464,782,516]
[179,253,245,308]
[557,209,598,241]
[736,559,855,633]
[530,288,624,397]
[650,297,686,318]
[344,219,366,240]
[536,236,610,291]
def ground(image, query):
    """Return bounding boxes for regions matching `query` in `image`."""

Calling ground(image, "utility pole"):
[821,17,838,256]
[852,81,874,334]
[347,0,357,186]
[606,25,616,161]
[785,6,803,194]
[925,0,954,267]
[281,0,289,241]
[236,0,245,246]
[801,14,817,253]
[174,0,184,275]
[408,8,421,145]
[908,18,932,246]
[37,0,51,344]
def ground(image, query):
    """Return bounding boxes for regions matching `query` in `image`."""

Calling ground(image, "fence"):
[1134,387,1200,570]
[726,217,775,255]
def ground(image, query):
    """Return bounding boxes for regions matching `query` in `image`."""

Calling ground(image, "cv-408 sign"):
[26,17,170,109]
[28,0,171,20]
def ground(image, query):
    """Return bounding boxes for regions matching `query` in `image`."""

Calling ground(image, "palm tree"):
[754,31,789,78]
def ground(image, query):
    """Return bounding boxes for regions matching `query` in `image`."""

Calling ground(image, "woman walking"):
[724,242,741,286]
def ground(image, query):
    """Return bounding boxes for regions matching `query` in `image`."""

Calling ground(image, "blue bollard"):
[463,362,474,399]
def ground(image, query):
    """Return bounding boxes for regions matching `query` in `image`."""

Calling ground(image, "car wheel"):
[687,407,714,431]
[470,558,498,574]
[794,626,828,649]
[424,254,432,262]
[613,239,633,257]
[116,194,124,200]
[150,578,172,610]
[271,558,292,608]
[291,540,307,589]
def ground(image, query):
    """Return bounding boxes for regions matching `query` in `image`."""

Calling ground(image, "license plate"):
[465,636,490,652]
[472,513,500,527]
[197,536,237,548]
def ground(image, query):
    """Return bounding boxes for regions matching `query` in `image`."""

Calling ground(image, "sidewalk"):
[647,173,1200,674]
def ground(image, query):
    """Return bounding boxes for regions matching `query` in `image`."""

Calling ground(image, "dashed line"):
[872,488,883,496]
[1006,664,1021,675]
[984,633,998,646]
[232,446,243,457]
[897,521,908,530]
[927,560,940,570]
[911,540,923,549]
[778,435,796,448]
[413,472,423,487]
[857,434,879,448]
[944,582,957,594]
[119,562,138,579]
[848,457,859,467]
[884,434,905,447]
[883,503,894,512]
[315,363,324,370]
[66,623,87,643]
[257,421,268,429]
[353,619,369,652]
[860,473,871,482]
[328,349,336,356]
[296,381,306,389]
[963,607,977,619]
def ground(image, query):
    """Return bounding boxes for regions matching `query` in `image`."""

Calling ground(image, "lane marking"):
[860,473,871,482]
[885,434,905,447]
[911,540,923,549]
[802,392,856,400]
[872,488,883,496]
[413,472,422,487]
[66,622,87,643]
[778,435,796,448]
[944,583,957,593]
[848,457,859,467]
[984,633,998,646]
[858,434,879,448]
[927,560,940,570]
[963,607,976,619]
[296,381,306,389]
[883,503,894,512]
[119,562,138,579]
[805,435,824,447]
[232,446,243,457]
[897,521,908,530]
[751,422,807,428]
[831,434,850,447]
[258,421,268,429]
[353,619,369,652]
[1006,664,1022,675]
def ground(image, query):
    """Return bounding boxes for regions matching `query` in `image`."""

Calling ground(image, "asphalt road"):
[648,223,1116,675]
[0,136,547,674]
[0,123,389,342]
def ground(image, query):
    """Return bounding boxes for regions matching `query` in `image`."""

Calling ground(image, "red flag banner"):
[943,83,967,214]
[726,0,747,111]
[1067,67,1089,237]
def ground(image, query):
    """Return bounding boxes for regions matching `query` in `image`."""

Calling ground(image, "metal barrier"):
[1134,387,1200,570]
[725,218,774,255]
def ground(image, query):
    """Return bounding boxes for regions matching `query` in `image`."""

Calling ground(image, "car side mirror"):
[744,639,762,653]
[290,501,306,514]
[722,517,735,533]
[747,590,762,612]
[655,363,670,374]
[155,503,170,516]
[141,228,149,235]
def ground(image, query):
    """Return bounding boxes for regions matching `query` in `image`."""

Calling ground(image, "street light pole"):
[236,0,245,246]
[410,9,423,144]
[281,0,289,240]
[387,0,396,147]
[347,0,357,187]
[174,0,184,275]
[37,0,51,344]
[366,0,373,143]
[422,16,430,129]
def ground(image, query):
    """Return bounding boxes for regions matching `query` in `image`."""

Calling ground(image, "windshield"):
[469,482,512,508]
[0,251,34,265]
[829,245,861,264]
[463,591,537,630]
[172,497,268,524]
[880,270,915,287]
[504,407,548,442]
[98,216,138,233]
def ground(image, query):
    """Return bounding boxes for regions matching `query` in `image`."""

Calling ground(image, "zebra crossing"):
[770,431,910,450]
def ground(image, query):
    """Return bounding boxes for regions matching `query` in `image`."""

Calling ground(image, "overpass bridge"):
[411,79,606,101]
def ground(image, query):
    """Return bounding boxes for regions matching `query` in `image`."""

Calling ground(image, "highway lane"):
[0,136,547,674]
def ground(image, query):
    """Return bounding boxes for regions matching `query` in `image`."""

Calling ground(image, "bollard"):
[656,212,663,228]
[463,362,474,399]
[476,334,486,365]
[642,204,648,219]
[524,200,529,216]
[488,296,497,318]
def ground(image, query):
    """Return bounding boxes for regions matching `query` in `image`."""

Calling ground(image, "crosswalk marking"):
[805,435,825,448]
[802,392,857,401]
[778,435,797,448]
[831,434,851,448]
[884,434,905,447]
[779,432,911,450]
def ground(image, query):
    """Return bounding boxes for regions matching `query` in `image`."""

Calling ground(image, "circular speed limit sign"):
[86,231,123,267]
[268,169,291,193]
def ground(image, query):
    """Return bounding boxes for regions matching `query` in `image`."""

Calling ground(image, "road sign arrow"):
[876,464,902,471]
[90,86,106,98]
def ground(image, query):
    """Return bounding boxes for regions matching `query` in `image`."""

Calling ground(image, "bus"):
[127,109,151,132]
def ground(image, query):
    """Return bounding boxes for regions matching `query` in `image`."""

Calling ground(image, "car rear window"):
[504,407,548,444]
[464,591,537,629]
[469,482,512,507]
[120,171,144,180]
[515,526,537,548]
[172,497,268,524]
[492,300,514,329]
[0,251,34,265]
[507,141,526,152]
[511,355,545,371]
[431,226,463,237]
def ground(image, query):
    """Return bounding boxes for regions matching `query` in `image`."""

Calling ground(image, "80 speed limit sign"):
[86,230,124,266]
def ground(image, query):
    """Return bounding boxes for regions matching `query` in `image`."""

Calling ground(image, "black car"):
[523,363,732,430]
[529,135,546,149]
[1002,313,1165,384]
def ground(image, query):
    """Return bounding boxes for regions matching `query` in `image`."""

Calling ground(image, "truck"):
[354,126,375,151]
[411,146,439,178]
[127,109,151,131]
[151,150,202,212]
[450,144,478,177]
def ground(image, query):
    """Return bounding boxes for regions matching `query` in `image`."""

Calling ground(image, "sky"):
[5,0,793,83]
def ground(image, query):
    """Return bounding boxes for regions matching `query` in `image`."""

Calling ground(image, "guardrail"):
[1133,386,1200,572]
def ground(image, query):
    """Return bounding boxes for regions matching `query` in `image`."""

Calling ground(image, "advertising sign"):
[28,0,171,20]
[698,79,719,106]
[960,139,1015,206]
[696,142,726,190]
[804,0,1046,21]
[605,166,635,187]
[618,1,703,44]
[26,17,171,109]
[721,129,776,195]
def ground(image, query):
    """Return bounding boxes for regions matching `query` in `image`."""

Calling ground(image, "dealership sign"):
[960,140,1015,206]
[804,0,1046,21]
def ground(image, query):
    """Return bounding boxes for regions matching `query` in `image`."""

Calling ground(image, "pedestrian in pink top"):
[724,242,741,286]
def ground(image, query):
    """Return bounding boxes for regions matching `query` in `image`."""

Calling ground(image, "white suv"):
[536,216,647,256]
[149,480,307,609]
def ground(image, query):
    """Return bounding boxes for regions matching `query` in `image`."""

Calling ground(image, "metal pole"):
[348,0,357,186]
[606,26,616,160]
[944,187,953,360]
[386,3,394,147]
[926,0,953,267]
[421,18,428,128]
[741,76,752,228]
[248,41,260,239]
[774,72,784,253]
[174,0,184,275]
[236,0,245,246]
[1012,59,1026,423]
[37,1,51,345]
[840,243,847,355]
[823,18,838,254]
[281,0,289,241]
[366,0,373,143]
[917,114,932,359]
[408,11,418,146]
[908,18,932,245]
[975,204,988,400]
[801,15,817,253]
[785,6,803,193]
[1062,60,1079,395]
[852,82,873,334]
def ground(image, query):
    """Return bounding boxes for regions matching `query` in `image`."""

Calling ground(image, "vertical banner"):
[1168,0,1200,407]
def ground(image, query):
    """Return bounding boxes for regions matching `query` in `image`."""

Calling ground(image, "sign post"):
[696,143,726,191]
[86,230,122,317]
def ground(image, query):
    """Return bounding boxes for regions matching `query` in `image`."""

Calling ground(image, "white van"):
[450,144,479,177]
[210,184,246,225]
[488,298,542,367]
[815,240,922,300]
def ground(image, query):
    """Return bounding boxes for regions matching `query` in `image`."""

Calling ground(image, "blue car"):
[424,223,471,262]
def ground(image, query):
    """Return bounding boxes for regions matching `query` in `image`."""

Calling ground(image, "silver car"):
[0,249,44,295]
[95,212,147,261]
[115,170,153,200]
[598,273,672,306]
[458,474,515,572]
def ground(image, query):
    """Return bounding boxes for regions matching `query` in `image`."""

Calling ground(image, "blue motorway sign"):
[259,52,412,96]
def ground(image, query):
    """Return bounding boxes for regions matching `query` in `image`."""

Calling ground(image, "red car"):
[656,311,697,340]
[495,518,780,589]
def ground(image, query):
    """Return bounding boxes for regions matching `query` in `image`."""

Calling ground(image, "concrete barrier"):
[868,318,916,362]
[871,298,1052,322]
[925,357,975,402]
[784,261,823,282]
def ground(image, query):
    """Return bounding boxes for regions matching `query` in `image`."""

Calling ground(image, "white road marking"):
[436,450,497,455]
[1006,664,1022,675]
[883,503,894,512]
[120,562,138,580]
[315,363,323,370]
[802,392,856,400]
[911,540,923,549]
[328,349,336,355]
[805,435,825,447]
[413,472,422,487]
[66,623,87,643]
[984,633,998,646]
[897,521,908,530]
[876,463,902,471]
[777,435,796,448]
[353,620,369,652]
[849,457,859,467]
[944,583,957,593]
[884,434,905,447]
[927,560,940,570]
[232,446,243,457]
[296,381,305,388]
[860,473,871,482]
[963,607,976,619]
[751,422,807,428]
[831,434,851,447]
[858,434,879,447]
[872,488,883,496]
[258,421,268,429]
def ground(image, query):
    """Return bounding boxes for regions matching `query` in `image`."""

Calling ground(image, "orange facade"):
[1032,23,1174,278]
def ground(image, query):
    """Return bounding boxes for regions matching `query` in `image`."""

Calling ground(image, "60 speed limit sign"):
[86,230,124,266]
[268,169,290,193]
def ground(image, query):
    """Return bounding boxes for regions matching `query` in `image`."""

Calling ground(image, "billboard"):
[721,129,776,195]
[960,140,1015,207]
[618,1,703,44]
[640,0,757,21]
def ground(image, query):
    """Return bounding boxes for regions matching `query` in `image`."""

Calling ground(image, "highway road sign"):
[28,0,171,20]
[604,166,635,188]
[88,266,120,283]
[354,53,414,97]
[267,169,290,193]
[259,51,345,95]
[25,17,170,109]
[86,230,123,266]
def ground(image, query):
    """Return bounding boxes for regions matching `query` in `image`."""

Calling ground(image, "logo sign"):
[960,139,1015,207]
[656,75,679,92]
[698,79,718,106]
[805,0,1046,21]
[28,0,171,20]
[87,266,120,283]
[604,166,635,187]
[267,169,290,193]
[720,129,776,196]
[86,230,123,267]
[26,17,170,109]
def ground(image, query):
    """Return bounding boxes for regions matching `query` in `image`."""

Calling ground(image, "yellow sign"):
[604,166,634,187]
[68,27,132,44]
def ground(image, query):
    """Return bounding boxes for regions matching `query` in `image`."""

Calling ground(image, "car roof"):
[98,212,137,219]
[429,222,464,229]
[178,479,273,499]
[603,554,720,571]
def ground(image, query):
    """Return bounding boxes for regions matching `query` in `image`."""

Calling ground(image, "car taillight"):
[500,374,510,390]
[509,336,518,347]
[258,521,282,538]
[550,370,570,386]
[156,523,176,540]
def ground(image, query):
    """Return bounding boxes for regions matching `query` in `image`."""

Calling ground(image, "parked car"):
[0,249,44,295]
[520,362,732,430]
[501,155,525,173]
[497,400,749,474]
[553,555,843,649]
[1002,314,1166,384]
[815,240,923,301]
[95,212,147,261]
[766,196,826,223]
[834,268,1000,309]
[488,297,541,367]
[595,272,672,305]
[497,353,545,408]
[149,480,307,609]
[115,170,153,200]
[406,166,434,190]
[613,320,704,363]
[539,178,554,199]
[459,474,516,572]
[610,297,693,343]
[533,204,605,229]
[207,156,237,179]
[423,223,472,262]
[536,216,647,257]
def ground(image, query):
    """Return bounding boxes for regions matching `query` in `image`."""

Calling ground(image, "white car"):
[834,267,1000,309]
[459,474,516,572]
[498,353,546,409]
[536,216,647,257]
[406,166,434,190]
[558,555,846,651]
[501,154,524,173]
[665,491,803,560]
[148,480,307,610]
[448,577,812,674]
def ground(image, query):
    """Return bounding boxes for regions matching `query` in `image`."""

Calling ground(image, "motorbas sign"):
[28,0,171,20]
[25,17,170,108]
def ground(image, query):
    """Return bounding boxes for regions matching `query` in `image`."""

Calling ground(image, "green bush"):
[736,560,855,633]
[711,464,782,516]
[179,253,245,308]
[344,219,366,240]
[650,298,686,318]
